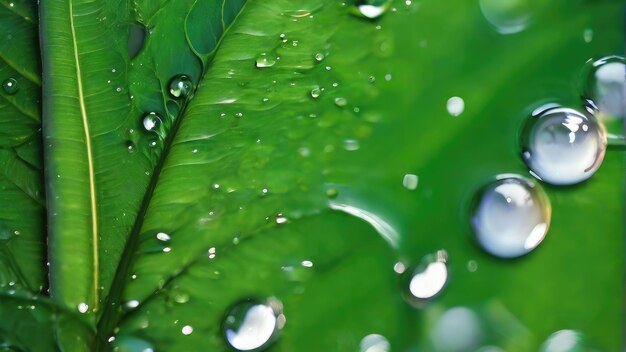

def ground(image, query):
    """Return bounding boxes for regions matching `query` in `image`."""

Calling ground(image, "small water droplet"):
[311,86,322,99]
[2,78,18,95]
[142,112,162,132]
[208,247,216,259]
[326,188,339,199]
[168,75,193,99]
[334,97,348,107]
[471,175,550,258]
[583,29,593,43]
[182,325,194,335]
[343,139,360,151]
[402,174,418,190]
[255,55,276,68]
[125,300,139,309]
[403,250,448,306]
[446,96,465,116]
[432,307,483,351]
[352,0,392,19]
[360,334,390,352]
[521,106,606,185]
[126,141,136,152]
[223,298,284,351]
[275,214,288,224]
[77,303,89,313]
[314,53,325,62]
[540,330,590,352]
[156,232,171,242]
[111,336,154,352]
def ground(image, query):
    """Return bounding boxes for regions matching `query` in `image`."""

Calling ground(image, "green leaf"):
[38,0,246,316]
[0,0,46,293]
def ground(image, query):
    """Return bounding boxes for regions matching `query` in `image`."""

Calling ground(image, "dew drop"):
[583,29,593,43]
[479,0,531,34]
[255,55,276,68]
[181,325,194,335]
[223,298,285,351]
[402,174,418,190]
[521,106,606,185]
[471,175,550,258]
[446,96,465,116]
[2,78,18,95]
[77,303,89,313]
[403,250,448,306]
[343,139,360,151]
[334,97,348,107]
[310,86,322,99]
[168,75,193,99]
[360,334,390,352]
[326,188,339,199]
[142,112,162,133]
[156,232,171,242]
[582,56,625,142]
[111,335,154,352]
[126,141,136,153]
[432,307,483,351]
[352,0,392,19]
[540,330,589,352]
[314,53,325,62]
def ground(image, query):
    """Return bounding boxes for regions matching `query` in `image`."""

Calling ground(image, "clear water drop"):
[446,96,465,116]
[181,325,193,335]
[255,55,276,68]
[223,298,285,351]
[77,303,89,313]
[403,250,448,306]
[142,112,162,133]
[431,307,483,352]
[540,330,590,352]
[314,53,325,62]
[360,334,390,352]
[471,175,551,258]
[111,335,154,352]
[156,232,170,242]
[2,78,18,95]
[402,174,418,190]
[582,56,625,142]
[311,86,322,99]
[126,141,136,153]
[521,106,606,185]
[479,0,531,34]
[352,0,392,19]
[334,97,348,107]
[168,75,193,99]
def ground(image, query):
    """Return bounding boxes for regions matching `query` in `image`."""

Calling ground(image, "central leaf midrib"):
[69,0,99,312]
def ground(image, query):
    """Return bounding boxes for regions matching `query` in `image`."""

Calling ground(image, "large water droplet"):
[471,175,550,258]
[540,330,590,352]
[446,96,465,116]
[431,307,483,352]
[360,334,390,352]
[521,106,606,185]
[479,0,531,34]
[352,0,392,19]
[2,78,18,95]
[403,250,448,306]
[168,75,193,99]
[223,298,285,351]
[142,112,163,133]
[255,55,276,68]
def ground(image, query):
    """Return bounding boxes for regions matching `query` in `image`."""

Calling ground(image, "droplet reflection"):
[223,298,285,351]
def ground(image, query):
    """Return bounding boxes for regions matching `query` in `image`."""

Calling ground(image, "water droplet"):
[275,214,288,224]
[540,330,590,352]
[125,300,139,309]
[471,175,551,258]
[77,303,89,313]
[446,96,465,116]
[360,334,390,352]
[352,0,392,19]
[314,53,325,62]
[479,0,531,34]
[168,75,193,99]
[326,188,339,199]
[255,55,276,68]
[156,232,171,242]
[126,141,136,153]
[402,174,418,190]
[403,250,448,306]
[208,247,216,259]
[181,325,193,335]
[521,106,606,185]
[142,112,163,133]
[432,307,483,351]
[111,335,154,352]
[2,78,18,95]
[311,86,322,99]
[582,56,625,142]
[583,29,593,43]
[223,298,285,351]
[343,139,360,151]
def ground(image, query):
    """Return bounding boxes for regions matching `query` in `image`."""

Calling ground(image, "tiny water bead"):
[471,175,551,258]
[334,97,348,107]
[403,250,448,307]
[2,78,18,95]
[446,96,464,116]
[314,53,325,62]
[402,174,418,190]
[142,112,163,133]
[540,330,589,352]
[168,75,193,99]
[521,107,606,185]
[310,86,321,99]
[583,56,625,119]
[223,298,285,351]
[352,0,392,19]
